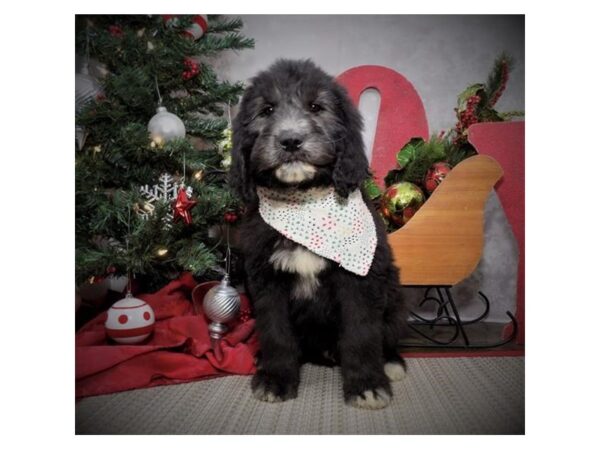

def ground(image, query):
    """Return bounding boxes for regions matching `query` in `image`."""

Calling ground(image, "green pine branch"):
[207,17,245,34]
[485,52,513,107]
[193,33,255,55]
[184,117,228,139]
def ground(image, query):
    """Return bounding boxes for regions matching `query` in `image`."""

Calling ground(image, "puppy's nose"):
[279,131,304,152]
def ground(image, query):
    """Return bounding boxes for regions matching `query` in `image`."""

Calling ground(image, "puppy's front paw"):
[251,370,298,403]
[347,388,391,410]
[384,361,407,382]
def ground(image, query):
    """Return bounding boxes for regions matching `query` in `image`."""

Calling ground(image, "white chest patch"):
[269,246,328,276]
[269,246,327,300]
[274,161,316,184]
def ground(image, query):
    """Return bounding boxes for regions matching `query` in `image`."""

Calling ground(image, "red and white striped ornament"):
[163,15,208,41]
[105,293,155,344]
[184,15,208,40]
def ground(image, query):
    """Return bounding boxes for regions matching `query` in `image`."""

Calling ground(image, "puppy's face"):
[243,72,342,185]
[231,59,369,203]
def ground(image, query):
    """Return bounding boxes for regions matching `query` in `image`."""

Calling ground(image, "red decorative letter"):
[337,66,429,187]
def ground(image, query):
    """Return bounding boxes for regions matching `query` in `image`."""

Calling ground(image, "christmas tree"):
[75,15,254,292]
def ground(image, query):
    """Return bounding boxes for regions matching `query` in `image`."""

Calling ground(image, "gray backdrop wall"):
[213,15,525,324]
[213,15,524,133]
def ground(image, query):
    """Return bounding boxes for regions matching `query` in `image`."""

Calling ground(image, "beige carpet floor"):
[76,356,524,435]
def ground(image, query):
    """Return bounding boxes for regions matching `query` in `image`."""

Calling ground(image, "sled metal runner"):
[401,286,518,349]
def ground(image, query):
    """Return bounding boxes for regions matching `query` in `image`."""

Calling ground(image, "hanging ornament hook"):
[126,204,132,296]
[199,220,240,361]
[227,101,232,128]
[83,26,91,74]
[154,74,163,106]
[182,150,186,185]
[225,223,232,276]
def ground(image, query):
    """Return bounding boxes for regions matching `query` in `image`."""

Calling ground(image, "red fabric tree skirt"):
[76,273,258,399]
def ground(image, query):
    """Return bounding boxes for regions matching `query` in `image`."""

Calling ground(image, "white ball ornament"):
[147,106,186,145]
[105,293,155,344]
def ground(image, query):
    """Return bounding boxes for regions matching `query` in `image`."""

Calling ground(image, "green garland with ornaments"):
[364,53,523,232]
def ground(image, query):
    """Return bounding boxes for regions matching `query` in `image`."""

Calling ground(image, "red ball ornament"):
[424,162,452,194]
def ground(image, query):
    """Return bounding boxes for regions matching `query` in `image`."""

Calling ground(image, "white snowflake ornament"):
[138,173,184,226]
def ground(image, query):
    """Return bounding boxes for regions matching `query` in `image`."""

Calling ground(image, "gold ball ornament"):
[218,127,233,169]
[221,154,232,169]
[380,182,426,227]
[218,128,233,152]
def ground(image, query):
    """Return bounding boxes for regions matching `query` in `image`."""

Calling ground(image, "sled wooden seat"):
[388,155,503,286]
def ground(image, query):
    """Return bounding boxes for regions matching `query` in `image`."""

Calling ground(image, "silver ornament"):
[76,64,102,151]
[75,125,89,151]
[76,55,110,80]
[76,64,103,112]
[203,274,241,340]
[147,106,186,145]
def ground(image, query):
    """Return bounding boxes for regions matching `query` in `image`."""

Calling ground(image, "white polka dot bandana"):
[257,187,378,276]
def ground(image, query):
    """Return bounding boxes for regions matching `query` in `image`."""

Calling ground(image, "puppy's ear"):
[229,103,258,206]
[332,85,369,198]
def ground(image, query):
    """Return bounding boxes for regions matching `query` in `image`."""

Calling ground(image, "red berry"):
[109,25,123,37]
[224,212,238,223]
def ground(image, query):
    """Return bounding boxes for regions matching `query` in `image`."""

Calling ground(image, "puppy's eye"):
[309,103,323,113]
[259,105,274,117]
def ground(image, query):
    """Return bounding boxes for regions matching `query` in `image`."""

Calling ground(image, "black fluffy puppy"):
[230,59,407,409]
